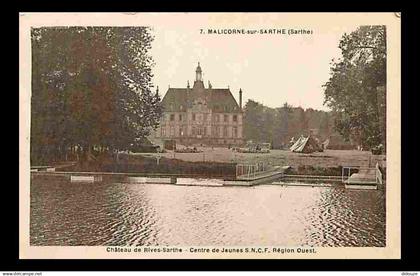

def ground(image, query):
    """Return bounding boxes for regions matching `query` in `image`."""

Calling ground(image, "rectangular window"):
[179,114,182,121]
[223,126,228,137]
[215,114,219,122]
[170,114,175,121]
[161,128,166,137]
[170,127,175,137]
[192,113,196,121]
[233,127,238,138]
[224,115,228,122]
[233,115,237,122]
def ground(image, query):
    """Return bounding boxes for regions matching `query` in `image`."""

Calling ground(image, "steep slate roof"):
[161,86,241,113]
[160,88,191,112]
[208,89,240,113]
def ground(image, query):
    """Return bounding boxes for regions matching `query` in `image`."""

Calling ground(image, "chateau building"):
[155,63,244,146]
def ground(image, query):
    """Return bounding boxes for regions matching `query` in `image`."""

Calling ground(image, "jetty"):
[270,181,336,187]
[30,160,384,189]
[235,165,287,183]
[31,162,76,172]
[30,163,288,187]
[342,163,383,190]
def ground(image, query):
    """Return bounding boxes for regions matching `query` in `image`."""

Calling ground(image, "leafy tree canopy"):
[323,26,386,151]
[31,27,162,164]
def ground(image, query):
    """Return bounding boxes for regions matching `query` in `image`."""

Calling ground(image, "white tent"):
[290,135,323,153]
[289,136,305,151]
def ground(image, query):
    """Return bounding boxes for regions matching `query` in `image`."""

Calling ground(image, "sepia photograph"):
[19,12,401,259]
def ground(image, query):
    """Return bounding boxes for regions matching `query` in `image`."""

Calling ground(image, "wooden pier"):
[343,163,383,190]
[30,162,384,189]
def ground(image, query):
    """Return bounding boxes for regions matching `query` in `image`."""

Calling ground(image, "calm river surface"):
[30,179,385,246]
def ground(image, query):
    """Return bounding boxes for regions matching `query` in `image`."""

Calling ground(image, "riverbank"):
[55,154,237,179]
[134,148,386,168]
[32,148,386,183]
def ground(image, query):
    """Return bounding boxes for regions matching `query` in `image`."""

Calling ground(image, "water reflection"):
[30,180,385,246]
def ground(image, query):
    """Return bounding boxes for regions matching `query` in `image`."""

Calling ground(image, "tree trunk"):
[86,145,93,161]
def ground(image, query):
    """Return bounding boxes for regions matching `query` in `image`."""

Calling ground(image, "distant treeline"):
[244,26,386,153]
[243,100,334,149]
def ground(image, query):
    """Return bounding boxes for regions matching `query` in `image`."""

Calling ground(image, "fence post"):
[348,168,350,183]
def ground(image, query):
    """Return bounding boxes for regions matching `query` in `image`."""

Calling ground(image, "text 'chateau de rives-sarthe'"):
[154,63,244,147]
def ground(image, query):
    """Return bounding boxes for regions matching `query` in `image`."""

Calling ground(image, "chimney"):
[239,88,243,111]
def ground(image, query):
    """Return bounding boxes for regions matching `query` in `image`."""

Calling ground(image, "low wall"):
[57,155,237,180]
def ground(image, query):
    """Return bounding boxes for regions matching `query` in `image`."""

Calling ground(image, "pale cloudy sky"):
[149,14,361,111]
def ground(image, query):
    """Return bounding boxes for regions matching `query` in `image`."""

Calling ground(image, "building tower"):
[193,62,205,90]
[239,88,243,111]
[195,62,202,82]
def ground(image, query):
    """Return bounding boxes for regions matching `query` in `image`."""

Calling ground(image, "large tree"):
[274,103,293,146]
[319,112,330,138]
[323,26,386,151]
[31,27,162,164]
[243,100,266,143]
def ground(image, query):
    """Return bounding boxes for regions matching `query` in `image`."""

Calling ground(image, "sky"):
[149,15,360,111]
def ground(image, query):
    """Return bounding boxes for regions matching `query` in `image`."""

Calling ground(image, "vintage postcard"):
[19,12,401,259]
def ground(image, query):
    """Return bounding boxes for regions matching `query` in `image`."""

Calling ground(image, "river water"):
[30,179,385,247]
